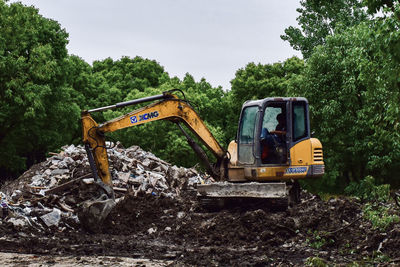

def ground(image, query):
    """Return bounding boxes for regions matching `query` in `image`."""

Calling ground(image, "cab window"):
[262,106,285,133]
[239,106,258,144]
[238,106,258,164]
[293,102,308,142]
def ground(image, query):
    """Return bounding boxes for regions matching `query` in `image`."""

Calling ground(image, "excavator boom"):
[82,90,227,186]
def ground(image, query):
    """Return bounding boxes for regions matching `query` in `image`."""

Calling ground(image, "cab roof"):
[242,97,308,108]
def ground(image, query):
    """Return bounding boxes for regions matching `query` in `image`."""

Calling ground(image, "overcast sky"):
[12,0,302,90]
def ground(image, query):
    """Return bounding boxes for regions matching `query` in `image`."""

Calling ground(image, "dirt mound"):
[97,190,400,265]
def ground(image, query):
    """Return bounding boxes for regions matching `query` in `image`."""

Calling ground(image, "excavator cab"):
[229,97,324,182]
[238,98,308,166]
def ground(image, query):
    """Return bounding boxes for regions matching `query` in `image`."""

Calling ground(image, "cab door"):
[259,101,290,165]
[237,105,258,165]
[289,100,310,147]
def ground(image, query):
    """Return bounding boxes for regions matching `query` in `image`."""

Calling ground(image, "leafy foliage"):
[295,16,400,190]
[281,0,400,192]
[281,0,369,58]
[305,256,328,267]
[364,0,399,14]
[344,176,390,202]
[0,1,79,178]
[363,203,399,230]
[231,57,304,106]
[306,230,335,250]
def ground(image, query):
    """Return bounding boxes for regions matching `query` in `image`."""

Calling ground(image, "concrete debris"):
[147,227,157,234]
[8,217,27,227]
[0,143,209,231]
[40,208,61,227]
[177,211,186,219]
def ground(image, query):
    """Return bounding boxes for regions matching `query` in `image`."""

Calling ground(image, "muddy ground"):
[1,188,400,266]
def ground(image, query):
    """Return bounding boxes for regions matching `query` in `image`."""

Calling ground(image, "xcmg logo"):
[130,111,159,124]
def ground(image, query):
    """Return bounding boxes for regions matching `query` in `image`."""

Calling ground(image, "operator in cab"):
[261,112,287,164]
[275,113,286,132]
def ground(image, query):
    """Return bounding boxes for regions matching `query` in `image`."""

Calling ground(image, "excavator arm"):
[81,90,228,186]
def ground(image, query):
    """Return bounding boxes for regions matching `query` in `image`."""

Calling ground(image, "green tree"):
[363,0,400,14]
[91,56,166,105]
[298,17,400,190]
[0,1,79,178]
[230,57,305,110]
[281,0,369,58]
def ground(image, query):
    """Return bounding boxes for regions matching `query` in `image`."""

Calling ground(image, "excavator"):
[80,89,324,229]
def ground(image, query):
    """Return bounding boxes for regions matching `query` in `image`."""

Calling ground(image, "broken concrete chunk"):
[63,157,74,165]
[141,158,152,168]
[43,169,52,178]
[63,144,79,155]
[118,172,131,183]
[159,164,169,173]
[51,159,61,166]
[152,166,162,173]
[147,227,157,234]
[11,190,22,202]
[57,160,68,169]
[40,208,61,227]
[82,178,95,185]
[48,177,58,188]
[8,217,27,227]
[121,163,129,172]
[51,169,69,176]
[177,212,186,219]
[30,175,45,187]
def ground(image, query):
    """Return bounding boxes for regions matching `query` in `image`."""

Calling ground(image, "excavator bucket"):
[78,194,116,233]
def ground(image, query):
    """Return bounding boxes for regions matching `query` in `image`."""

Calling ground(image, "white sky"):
[12,0,302,90]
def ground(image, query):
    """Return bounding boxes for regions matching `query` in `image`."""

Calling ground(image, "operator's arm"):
[82,93,226,185]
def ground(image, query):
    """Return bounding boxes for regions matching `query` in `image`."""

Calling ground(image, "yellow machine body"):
[227,138,324,182]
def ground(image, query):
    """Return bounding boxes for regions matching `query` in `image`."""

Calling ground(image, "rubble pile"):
[0,143,206,231]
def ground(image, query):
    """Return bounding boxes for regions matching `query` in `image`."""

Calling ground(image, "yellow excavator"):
[80,89,324,228]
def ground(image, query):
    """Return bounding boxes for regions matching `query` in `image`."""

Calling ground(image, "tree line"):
[1,0,400,193]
